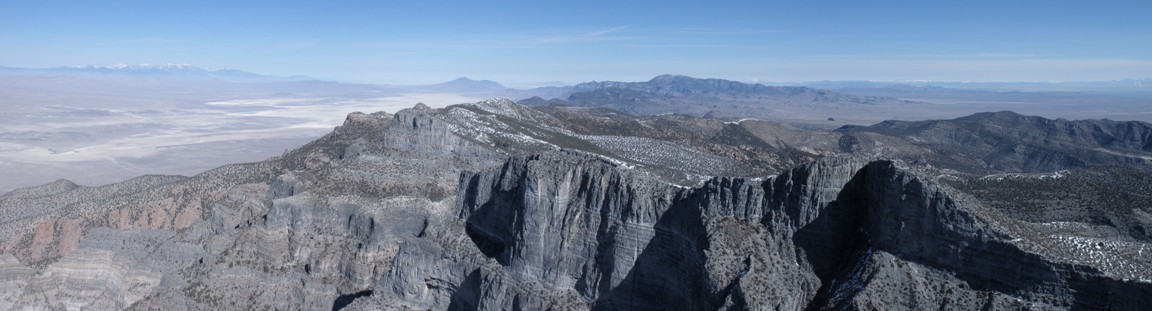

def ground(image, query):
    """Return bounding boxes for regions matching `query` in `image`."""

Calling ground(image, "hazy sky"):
[2,1,1150,85]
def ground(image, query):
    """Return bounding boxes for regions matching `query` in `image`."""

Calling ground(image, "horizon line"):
[2,63,1150,87]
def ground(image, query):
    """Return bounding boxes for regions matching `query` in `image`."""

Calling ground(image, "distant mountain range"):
[0,64,315,82]
[835,110,1152,172]
[795,79,1152,94]
[407,77,509,93]
[0,65,574,100]
[4,64,1149,123]
[6,63,1149,93]
[519,74,924,122]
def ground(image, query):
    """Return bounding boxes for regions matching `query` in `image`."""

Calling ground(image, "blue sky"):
[2,1,1150,85]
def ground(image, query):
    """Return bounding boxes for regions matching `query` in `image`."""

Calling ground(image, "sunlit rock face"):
[1,100,1149,310]
[449,154,1152,310]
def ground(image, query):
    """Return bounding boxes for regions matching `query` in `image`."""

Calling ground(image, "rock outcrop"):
[445,152,1152,309]
[1,100,1149,310]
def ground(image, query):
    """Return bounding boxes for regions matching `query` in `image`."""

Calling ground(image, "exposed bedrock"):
[819,162,1152,310]
[4,101,1150,310]
[454,152,1152,310]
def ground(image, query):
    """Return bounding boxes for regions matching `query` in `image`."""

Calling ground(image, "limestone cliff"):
[1,100,1149,311]
[449,153,1152,310]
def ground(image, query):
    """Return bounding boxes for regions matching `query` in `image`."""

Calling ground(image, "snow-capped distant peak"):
[94,63,204,72]
[67,63,201,71]
[52,63,276,78]
[2,64,314,82]
[20,63,306,82]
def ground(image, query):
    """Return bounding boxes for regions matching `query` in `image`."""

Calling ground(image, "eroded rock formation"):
[1,100,1149,310]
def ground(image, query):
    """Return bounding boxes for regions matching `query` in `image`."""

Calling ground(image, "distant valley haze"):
[1,64,1149,193]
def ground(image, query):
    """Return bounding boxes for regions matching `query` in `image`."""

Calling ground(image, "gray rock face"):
[15,248,162,310]
[819,162,1152,309]
[457,152,689,308]
[0,254,34,310]
[1,100,1149,310]
[451,152,1152,310]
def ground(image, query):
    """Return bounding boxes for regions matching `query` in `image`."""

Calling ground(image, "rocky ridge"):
[0,99,1149,310]
[837,111,1152,173]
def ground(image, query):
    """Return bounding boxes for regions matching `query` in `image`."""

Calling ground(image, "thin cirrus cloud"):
[536,26,630,44]
[340,27,639,51]
[422,26,777,51]
[660,28,793,35]
[115,37,192,45]
[247,25,1152,84]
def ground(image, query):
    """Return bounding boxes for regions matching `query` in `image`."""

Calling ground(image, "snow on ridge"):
[980,170,1070,181]
[723,118,758,125]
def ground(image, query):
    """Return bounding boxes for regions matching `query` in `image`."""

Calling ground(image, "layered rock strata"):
[445,153,1152,310]
[0,100,1148,310]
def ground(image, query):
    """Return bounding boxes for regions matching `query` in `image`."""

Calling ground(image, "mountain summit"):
[433,77,507,92]
[1,99,1149,310]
